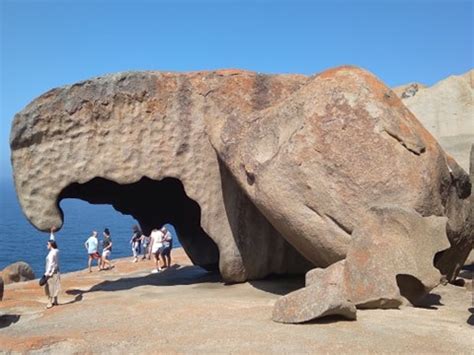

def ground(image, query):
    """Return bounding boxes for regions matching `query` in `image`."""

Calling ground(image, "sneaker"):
[151,269,160,274]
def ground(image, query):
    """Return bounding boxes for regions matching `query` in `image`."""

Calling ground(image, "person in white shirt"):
[44,240,60,309]
[149,228,164,273]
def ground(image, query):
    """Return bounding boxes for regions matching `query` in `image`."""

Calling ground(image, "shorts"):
[161,247,171,257]
[89,252,101,259]
[102,250,111,258]
[152,247,163,256]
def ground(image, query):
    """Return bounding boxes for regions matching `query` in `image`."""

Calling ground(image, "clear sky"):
[1,0,472,182]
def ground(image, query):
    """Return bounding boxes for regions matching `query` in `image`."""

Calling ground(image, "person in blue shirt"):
[84,231,101,272]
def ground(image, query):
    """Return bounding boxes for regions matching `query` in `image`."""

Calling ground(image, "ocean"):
[0,180,180,277]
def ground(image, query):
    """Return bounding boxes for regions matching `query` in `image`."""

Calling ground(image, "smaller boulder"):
[2,262,35,284]
[273,261,356,323]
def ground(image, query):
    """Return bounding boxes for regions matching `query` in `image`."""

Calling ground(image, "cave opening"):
[58,176,219,271]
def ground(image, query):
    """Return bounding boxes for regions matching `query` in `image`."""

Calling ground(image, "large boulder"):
[2,262,35,284]
[10,70,313,282]
[210,66,471,275]
[10,66,471,287]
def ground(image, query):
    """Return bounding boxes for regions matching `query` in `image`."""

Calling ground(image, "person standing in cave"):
[130,225,142,263]
[141,233,151,260]
[149,227,164,273]
[161,226,173,268]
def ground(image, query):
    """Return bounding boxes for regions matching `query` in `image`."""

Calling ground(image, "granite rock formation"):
[2,262,35,284]
[210,66,470,276]
[10,70,313,282]
[273,206,450,323]
[394,70,473,172]
[10,66,472,319]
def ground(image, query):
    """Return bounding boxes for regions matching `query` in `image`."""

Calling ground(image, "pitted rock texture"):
[10,66,471,285]
[394,70,474,172]
[2,262,35,284]
[10,70,312,282]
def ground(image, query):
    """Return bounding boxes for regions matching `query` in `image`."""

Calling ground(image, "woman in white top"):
[149,228,164,273]
[44,240,60,309]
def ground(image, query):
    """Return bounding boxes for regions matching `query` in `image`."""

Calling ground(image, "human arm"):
[50,226,56,241]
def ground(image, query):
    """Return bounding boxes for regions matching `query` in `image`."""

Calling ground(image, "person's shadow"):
[468,308,474,326]
[0,314,20,329]
[65,264,220,302]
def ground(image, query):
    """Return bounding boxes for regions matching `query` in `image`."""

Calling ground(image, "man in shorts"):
[161,227,173,268]
[84,231,101,272]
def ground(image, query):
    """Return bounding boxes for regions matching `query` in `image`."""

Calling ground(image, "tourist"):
[130,225,142,263]
[161,226,173,268]
[84,231,101,272]
[100,228,113,270]
[141,233,151,260]
[44,240,60,309]
[149,227,164,273]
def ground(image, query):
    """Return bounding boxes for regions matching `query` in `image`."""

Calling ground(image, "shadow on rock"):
[66,265,220,299]
[0,314,20,329]
[468,308,474,326]
[249,275,305,296]
[303,314,356,325]
[411,293,444,310]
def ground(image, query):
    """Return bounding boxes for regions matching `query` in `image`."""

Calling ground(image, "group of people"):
[130,225,173,273]
[42,224,174,309]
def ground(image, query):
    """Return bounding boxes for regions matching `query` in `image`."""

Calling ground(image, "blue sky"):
[1,0,472,182]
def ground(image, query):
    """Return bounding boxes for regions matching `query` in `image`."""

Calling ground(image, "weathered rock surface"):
[274,207,451,322]
[272,282,357,323]
[2,261,35,284]
[9,70,312,282]
[394,70,474,172]
[344,206,449,308]
[210,66,470,272]
[395,71,474,272]
[462,144,474,266]
[273,260,355,323]
[10,66,471,290]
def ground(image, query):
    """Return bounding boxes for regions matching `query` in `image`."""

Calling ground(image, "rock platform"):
[0,248,472,353]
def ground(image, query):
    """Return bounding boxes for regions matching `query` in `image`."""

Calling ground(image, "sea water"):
[0,179,180,277]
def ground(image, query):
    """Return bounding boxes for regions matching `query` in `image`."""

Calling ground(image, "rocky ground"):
[0,248,472,354]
